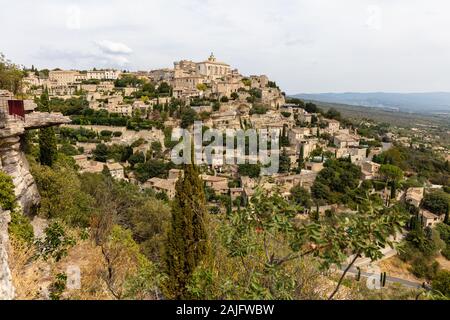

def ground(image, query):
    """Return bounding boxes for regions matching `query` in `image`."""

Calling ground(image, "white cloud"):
[96,40,133,55]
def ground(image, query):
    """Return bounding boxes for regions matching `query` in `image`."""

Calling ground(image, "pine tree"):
[165,164,209,299]
[38,89,57,166]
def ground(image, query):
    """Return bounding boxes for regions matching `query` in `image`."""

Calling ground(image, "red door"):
[8,100,25,118]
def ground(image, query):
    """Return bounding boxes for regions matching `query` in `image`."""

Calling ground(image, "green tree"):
[379,164,404,182]
[432,270,450,298]
[157,82,172,95]
[238,163,261,178]
[93,143,109,162]
[180,108,197,129]
[32,160,95,227]
[219,189,406,299]
[280,125,289,147]
[0,171,16,211]
[165,163,209,299]
[128,198,171,261]
[150,141,163,158]
[311,159,361,204]
[38,90,57,166]
[0,53,24,94]
[128,151,145,168]
[135,159,169,183]
[290,184,312,208]
[422,191,450,218]
[297,144,305,173]
[325,108,341,120]
[304,102,318,113]
[35,222,76,262]
[279,148,291,173]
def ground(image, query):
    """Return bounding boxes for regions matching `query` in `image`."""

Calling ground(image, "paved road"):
[334,231,424,290]
[343,266,422,289]
[338,230,422,290]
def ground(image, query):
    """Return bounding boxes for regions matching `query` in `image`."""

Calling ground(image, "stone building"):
[143,177,178,199]
[361,161,381,180]
[333,133,360,148]
[405,187,424,207]
[420,209,445,228]
[49,70,79,85]
[201,174,229,194]
[196,53,231,81]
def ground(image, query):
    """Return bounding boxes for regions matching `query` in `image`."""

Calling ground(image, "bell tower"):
[208,52,216,62]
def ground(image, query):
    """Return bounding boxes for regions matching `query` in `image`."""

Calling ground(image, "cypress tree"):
[165,164,209,299]
[38,89,57,166]
[390,181,396,200]
[298,143,304,173]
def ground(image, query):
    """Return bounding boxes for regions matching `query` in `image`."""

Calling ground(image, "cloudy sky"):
[1,0,449,94]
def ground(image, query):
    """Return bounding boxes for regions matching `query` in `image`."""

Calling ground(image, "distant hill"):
[291,92,450,114]
[303,101,450,131]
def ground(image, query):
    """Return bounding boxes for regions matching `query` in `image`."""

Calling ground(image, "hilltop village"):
[1,54,449,300]
[13,54,448,210]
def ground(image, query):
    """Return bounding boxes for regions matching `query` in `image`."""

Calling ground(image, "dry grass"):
[436,255,450,271]
[8,233,115,300]
[58,240,113,300]
[377,256,423,283]
[8,237,50,299]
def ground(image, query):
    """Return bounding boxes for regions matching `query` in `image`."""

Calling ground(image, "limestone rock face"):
[0,208,15,300]
[0,110,69,300]
[0,136,40,215]
[24,112,71,130]
[0,111,70,214]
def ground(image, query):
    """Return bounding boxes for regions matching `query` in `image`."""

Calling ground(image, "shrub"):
[49,273,67,300]
[249,104,268,115]
[8,211,34,243]
[35,222,76,262]
[238,164,261,178]
[442,246,450,260]
[411,257,439,280]
[59,143,79,156]
[100,130,113,137]
[32,163,95,227]
[0,171,16,211]
[432,270,450,297]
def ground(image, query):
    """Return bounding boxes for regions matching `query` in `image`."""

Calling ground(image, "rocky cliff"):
[0,112,71,214]
[0,110,70,300]
[0,207,14,300]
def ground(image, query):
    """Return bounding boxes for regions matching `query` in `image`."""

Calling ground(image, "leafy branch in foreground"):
[219,188,407,299]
